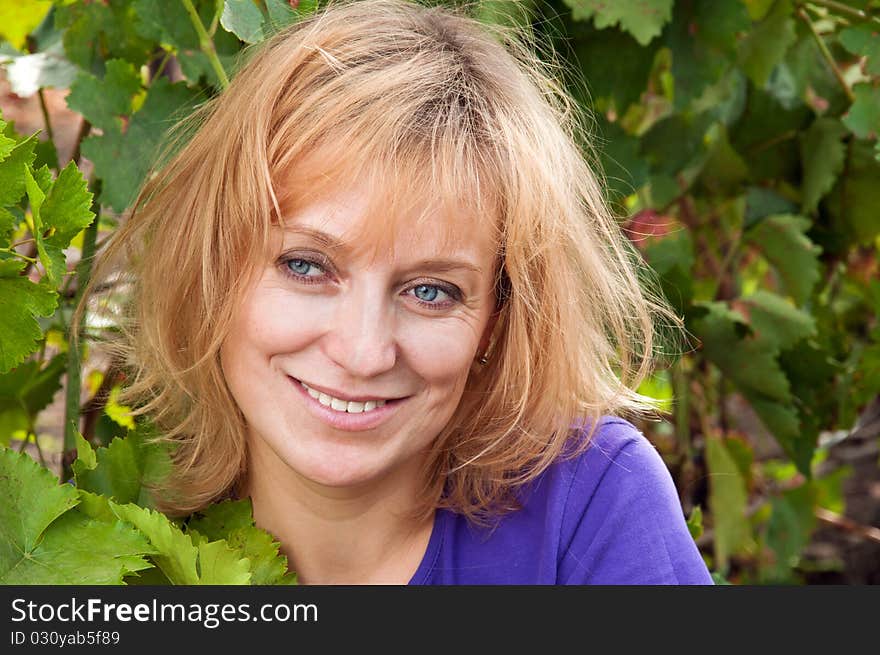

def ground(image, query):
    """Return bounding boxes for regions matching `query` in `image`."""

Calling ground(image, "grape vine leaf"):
[747,393,813,475]
[66,59,142,133]
[188,499,296,584]
[133,0,241,87]
[0,276,58,374]
[826,141,880,245]
[0,135,37,207]
[839,24,880,76]
[762,484,817,582]
[573,24,657,114]
[705,436,751,570]
[564,0,673,46]
[221,0,310,44]
[690,301,792,402]
[842,83,880,140]
[800,118,847,213]
[110,502,251,584]
[54,0,153,72]
[736,290,817,352]
[738,0,796,88]
[0,447,154,584]
[73,424,172,508]
[80,77,199,212]
[664,0,750,110]
[744,214,822,306]
[0,353,65,446]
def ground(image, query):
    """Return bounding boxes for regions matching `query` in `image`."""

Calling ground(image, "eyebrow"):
[282,225,484,275]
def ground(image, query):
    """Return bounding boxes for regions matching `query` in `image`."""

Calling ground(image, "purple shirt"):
[409,416,713,584]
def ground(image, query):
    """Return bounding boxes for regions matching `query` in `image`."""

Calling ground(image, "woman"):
[85,0,712,584]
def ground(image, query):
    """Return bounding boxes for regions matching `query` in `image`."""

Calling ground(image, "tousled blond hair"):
[80,0,686,521]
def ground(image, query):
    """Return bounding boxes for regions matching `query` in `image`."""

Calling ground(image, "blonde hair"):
[80,0,686,521]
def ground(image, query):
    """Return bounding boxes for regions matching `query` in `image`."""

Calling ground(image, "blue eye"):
[286,258,323,277]
[414,284,440,302]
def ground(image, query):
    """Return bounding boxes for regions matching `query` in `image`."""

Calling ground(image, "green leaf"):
[55,0,153,71]
[23,165,64,285]
[0,277,57,374]
[0,449,148,583]
[640,112,714,176]
[193,540,253,585]
[0,353,65,445]
[80,78,199,212]
[738,0,796,88]
[595,118,649,201]
[705,436,751,570]
[0,128,16,162]
[686,505,704,539]
[744,187,797,228]
[73,424,173,508]
[641,227,695,316]
[839,24,880,76]
[842,83,880,140]
[731,88,811,183]
[744,214,822,305]
[110,502,199,584]
[41,160,95,247]
[0,447,78,581]
[573,24,657,114]
[564,0,673,46]
[188,499,295,585]
[0,0,52,50]
[800,118,847,213]
[826,141,880,245]
[761,484,817,583]
[66,59,142,133]
[746,394,813,475]
[3,509,155,584]
[111,502,251,584]
[221,0,309,45]
[737,290,817,351]
[665,0,750,110]
[0,136,37,207]
[134,0,240,86]
[105,385,135,430]
[691,301,792,401]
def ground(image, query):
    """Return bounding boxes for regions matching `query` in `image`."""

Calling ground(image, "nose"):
[323,282,398,378]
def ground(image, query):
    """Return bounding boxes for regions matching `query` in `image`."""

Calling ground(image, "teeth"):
[300,382,388,414]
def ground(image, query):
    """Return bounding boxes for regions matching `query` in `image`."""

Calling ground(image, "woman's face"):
[220,183,499,493]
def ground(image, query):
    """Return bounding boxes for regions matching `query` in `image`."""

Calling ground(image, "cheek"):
[397,319,480,389]
[225,285,328,359]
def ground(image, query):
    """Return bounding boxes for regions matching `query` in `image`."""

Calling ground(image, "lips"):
[288,376,407,432]
[299,380,388,414]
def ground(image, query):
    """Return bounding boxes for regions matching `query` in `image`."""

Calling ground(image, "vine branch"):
[181,0,230,89]
[804,0,880,27]
[797,7,856,104]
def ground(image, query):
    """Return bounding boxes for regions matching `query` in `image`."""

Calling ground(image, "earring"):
[478,353,489,365]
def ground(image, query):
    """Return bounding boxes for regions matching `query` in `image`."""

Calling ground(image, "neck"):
[243,437,436,585]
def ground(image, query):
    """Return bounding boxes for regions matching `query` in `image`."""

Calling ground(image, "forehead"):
[273,157,501,267]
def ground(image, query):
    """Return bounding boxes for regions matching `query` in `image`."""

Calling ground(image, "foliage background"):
[0,0,878,584]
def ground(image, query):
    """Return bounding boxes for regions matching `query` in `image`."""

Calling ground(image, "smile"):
[288,376,406,432]
[298,380,387,414]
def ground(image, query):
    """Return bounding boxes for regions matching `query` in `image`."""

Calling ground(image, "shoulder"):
[549,416,713,584]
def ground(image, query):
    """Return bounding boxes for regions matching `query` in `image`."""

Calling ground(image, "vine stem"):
[797,7,856,104]
[62,189,100,482]
[37,89,55,144]
[181,0,229,89]
[804,0,880,27]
